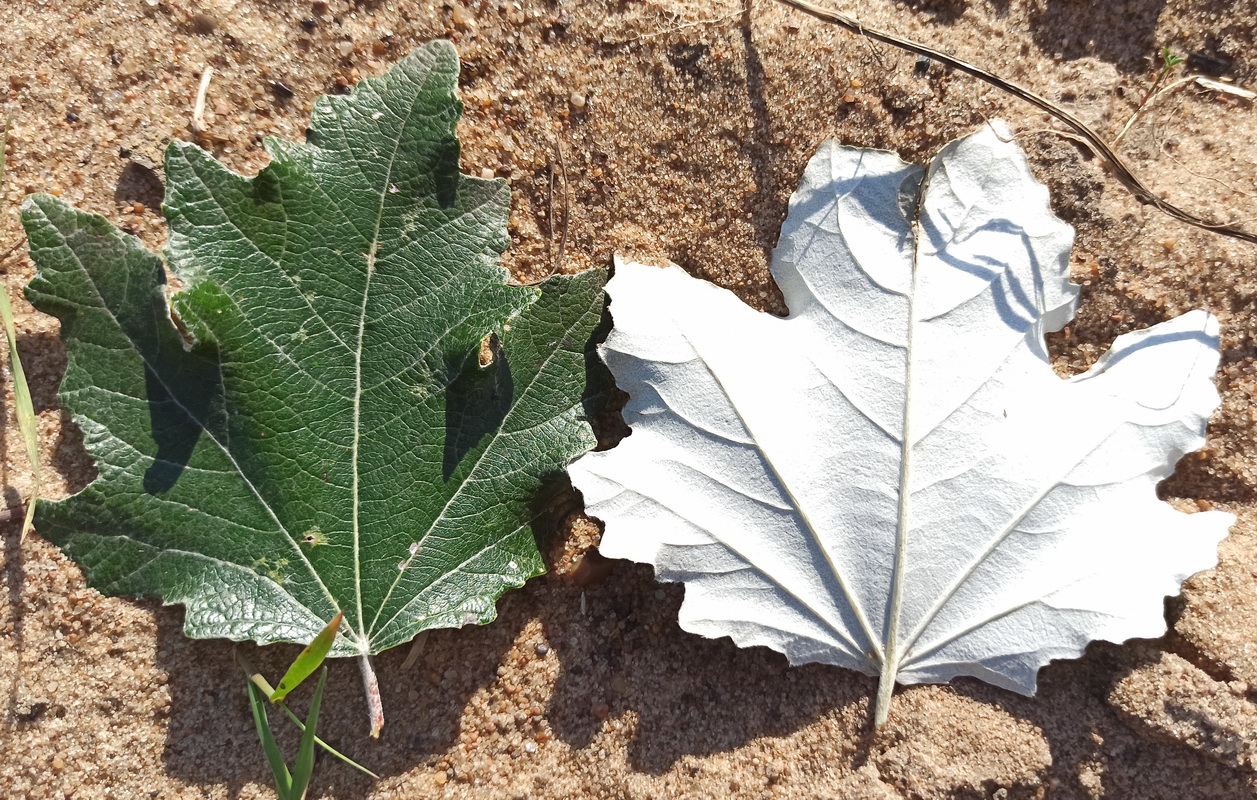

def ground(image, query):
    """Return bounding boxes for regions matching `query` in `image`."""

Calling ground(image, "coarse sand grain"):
[3,1,1257,798]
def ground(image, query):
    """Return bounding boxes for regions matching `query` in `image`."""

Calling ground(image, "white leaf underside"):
[569,122,1233,711]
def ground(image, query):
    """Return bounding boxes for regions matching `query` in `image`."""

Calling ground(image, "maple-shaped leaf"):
[569,122,1233,725]
[22,41,606,734]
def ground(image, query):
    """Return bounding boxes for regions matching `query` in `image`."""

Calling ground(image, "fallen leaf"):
[570,121,1233,724]
[22,41,606,732]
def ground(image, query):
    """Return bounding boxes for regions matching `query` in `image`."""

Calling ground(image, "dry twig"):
[530,139,571,287]
[191,65,214,137]
[773,0,1257,245]
[555,142,571,274]
[400,632,428,670]
[0,239,22,268]
[604,10,742,45]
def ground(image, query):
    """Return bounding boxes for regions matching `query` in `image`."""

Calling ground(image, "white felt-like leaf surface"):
[569,122,1234,724]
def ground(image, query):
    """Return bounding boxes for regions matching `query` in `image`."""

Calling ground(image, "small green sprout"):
[237,612,378,798]
[1116,46,1191,143]
[1143,47,1186,107]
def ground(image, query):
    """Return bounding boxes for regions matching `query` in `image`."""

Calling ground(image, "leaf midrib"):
[673,326,882,663]
[365,280,580,641]
[348,77,433,653]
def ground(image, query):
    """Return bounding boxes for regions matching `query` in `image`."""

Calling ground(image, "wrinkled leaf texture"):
[22,41,606,659]
[570,122,1232,722]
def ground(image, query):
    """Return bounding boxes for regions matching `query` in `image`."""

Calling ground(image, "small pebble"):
[311,0,329,13]
[569,91,586,109]
[534,643,550,656]
[479,167,495,180]
[451,2,472,26]
[190,13,218,35]
[300,17,317,30]
[523,741,538,754]
[337,41,355,57]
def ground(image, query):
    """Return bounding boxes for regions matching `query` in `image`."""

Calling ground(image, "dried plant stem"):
[604,10,742,45]
[772,0,1257,245]
[0,117,41,542]
[556,141,571,274]
[1114,76,1193,144]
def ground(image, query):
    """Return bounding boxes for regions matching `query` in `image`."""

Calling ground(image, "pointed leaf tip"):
[270,611,343,702]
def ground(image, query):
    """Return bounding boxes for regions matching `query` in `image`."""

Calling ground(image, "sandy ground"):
[3,0,1257,797]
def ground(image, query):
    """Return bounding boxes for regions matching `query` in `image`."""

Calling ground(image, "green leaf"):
[21,41,605,681]
[271,611,342,702]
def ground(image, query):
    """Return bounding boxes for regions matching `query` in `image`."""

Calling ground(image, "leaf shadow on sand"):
[540,560,876,773]
[538,561,1257,798]
[956,635,1257,800]
[154,599,527,799]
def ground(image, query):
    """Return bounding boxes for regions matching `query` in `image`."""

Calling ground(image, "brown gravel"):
[3,1,1257,798]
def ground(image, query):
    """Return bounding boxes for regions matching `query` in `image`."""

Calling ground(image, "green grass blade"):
[0,117,40,542]
[271,611,342,702]
[289,668,327,798]
[277,702,380,779]
[247,678,294,800]
[237,646,377,778]
[0,283,38,541]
